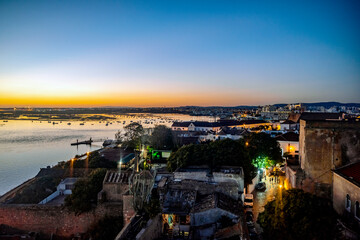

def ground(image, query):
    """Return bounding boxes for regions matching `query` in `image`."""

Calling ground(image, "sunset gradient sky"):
[0,0,359,107]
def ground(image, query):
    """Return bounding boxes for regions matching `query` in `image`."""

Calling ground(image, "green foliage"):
[60,151,116,169]
[257,189,337,240]
[244,132,283,166]
[88,151,117,169]
[252,155,274,169]
[143,190,161,219]
[88,215,123,240]
[167,139,256,183]
[65,168,107,214]
[150,125,174,150]
[122,122,144,149]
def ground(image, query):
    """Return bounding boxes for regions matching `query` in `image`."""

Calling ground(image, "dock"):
[71,138,93,146]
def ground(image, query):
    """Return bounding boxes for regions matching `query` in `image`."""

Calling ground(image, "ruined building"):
[294,117,360,197]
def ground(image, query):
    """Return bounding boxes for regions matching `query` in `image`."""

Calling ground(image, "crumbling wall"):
[0,203,122,237]
[135,214,162,240]
[300,120,360,188]
[103,182,129,202]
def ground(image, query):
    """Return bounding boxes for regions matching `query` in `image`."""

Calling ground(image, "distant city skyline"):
[1,1,359,107]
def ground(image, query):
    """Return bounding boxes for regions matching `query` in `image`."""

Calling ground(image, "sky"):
[0,0,359,107]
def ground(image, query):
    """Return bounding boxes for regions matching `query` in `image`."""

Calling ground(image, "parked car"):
[244,194,254,207]
[246,211,254,223]
[255,182,266,191]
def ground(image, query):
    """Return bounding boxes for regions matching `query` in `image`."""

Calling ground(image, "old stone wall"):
[0,203,122,237]
[123,194,135,225]
[103,182,129,202]
[136,214,162,240]
[299,120,360,187]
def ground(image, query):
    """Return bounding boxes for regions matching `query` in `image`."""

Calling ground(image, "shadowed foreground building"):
[153,166,248,239]
[333,162,360,232]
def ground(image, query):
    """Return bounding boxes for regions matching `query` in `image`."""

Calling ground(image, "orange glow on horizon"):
[0,89,274,108]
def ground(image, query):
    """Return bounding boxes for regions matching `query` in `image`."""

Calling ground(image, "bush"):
[257,189,337,240]
[65,168,107,214]
[167,139,256,183]
[88,215,123,240]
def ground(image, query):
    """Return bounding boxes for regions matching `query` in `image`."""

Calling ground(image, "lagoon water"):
[0,114,214,195]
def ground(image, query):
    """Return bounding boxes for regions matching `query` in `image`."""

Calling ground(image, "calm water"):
[0,114,214,195]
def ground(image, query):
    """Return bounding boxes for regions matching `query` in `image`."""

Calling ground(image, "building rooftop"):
[104,170,131,184]
[275,132,299,142]
[281,119,296,124]
[334,161,360,187]
[300,112,343,121]
[191,192,242,216]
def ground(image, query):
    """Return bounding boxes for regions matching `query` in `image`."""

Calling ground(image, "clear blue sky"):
[0,0,359,107]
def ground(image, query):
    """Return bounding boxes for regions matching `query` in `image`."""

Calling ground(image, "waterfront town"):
[1,1,360,239]
[0,103,359,240]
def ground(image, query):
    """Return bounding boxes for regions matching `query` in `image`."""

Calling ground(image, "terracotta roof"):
[334,162,360,187]
[281,119,296,124]
[287,113,301,123]
[275,132,299,142]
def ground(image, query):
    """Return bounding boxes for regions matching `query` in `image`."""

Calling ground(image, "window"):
[355,201,360,220]
[346,194,351,212]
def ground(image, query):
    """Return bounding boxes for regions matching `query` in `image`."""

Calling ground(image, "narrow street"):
[251,175,285,238]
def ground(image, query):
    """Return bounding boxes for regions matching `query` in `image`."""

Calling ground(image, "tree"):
[88,151,117,169]
[257,189,337,240]
[115,130,123,144]
[143,190,161,219]
[88,216,123,240]
[65,168,107,214]
[122,122,144,149]
[150,125,174,150]
[60,151,116,169]
[167,139,256,183]
[244,132,283,168]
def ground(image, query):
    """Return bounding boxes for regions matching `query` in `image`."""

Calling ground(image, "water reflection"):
[0,114,214,195]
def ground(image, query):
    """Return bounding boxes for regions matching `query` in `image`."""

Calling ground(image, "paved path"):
[251,175,285,238]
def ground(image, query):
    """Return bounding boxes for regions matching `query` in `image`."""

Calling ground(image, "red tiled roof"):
[335,162,360,186]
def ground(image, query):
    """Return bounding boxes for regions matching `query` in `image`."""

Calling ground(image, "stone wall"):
[299,120,360,189]
[0,203,122,238]
[136,214,162,240]
[123,194,135,225]
[102,182,129,202]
